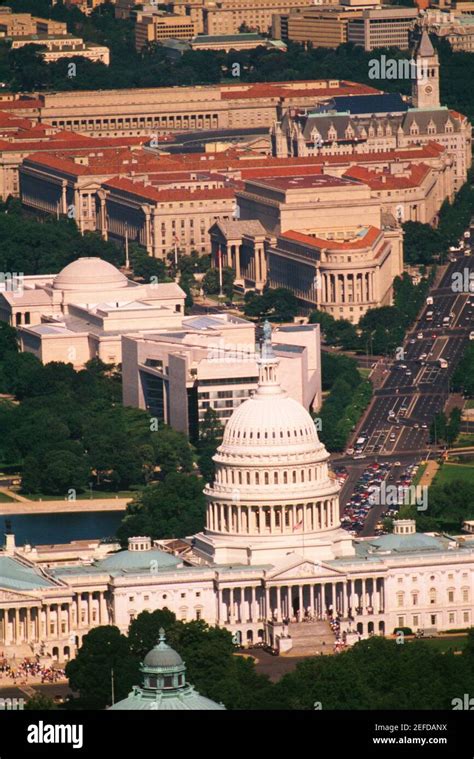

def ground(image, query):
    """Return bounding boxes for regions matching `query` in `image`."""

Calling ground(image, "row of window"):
[215,466,326,486]
[397,588,470,607]
[398,611,471,628]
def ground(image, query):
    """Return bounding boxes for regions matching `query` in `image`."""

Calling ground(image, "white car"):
[417,332,423,339]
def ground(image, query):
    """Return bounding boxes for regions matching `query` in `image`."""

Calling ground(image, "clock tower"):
[412,28,440,109]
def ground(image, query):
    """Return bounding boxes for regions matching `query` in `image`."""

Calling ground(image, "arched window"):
[264,472,269,485]
[274,472,278,484]
[292,471,297,483]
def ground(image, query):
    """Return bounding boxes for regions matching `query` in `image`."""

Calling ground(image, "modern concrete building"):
[122,315,322,437]
[0,10,67,38]
[134,10,196,50]
[2,339,474,661]
[347,7,419,50]
[0,258,186,368]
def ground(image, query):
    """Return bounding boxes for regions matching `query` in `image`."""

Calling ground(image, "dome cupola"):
[109,629,225,710]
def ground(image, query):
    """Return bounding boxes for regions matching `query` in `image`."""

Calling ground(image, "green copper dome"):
[109,629,225,711]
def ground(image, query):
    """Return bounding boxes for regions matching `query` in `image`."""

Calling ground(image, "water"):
[3,511,125,546]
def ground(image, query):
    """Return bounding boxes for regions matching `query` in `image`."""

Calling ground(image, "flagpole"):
[218,244,224,300]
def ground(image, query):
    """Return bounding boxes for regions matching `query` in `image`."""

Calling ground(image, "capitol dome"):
[53,257,129,292]
[221,387,322,454]
[195,322,346,565]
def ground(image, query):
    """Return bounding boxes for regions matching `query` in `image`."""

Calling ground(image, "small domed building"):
[0,256,185,368]
[109,629,225,711]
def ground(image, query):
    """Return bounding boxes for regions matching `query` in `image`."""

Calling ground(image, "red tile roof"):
[281,226,381,251]
[343,162,431,190]
[103,175,235,203]
[221,80,381,101]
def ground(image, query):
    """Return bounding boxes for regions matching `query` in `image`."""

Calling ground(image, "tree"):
[202,266,235,299]
[197,407,223,482]
[65,626,140,709]
[243,288,298,322]
[308,309,335,335]
[25,694,57,710]
[150,424,193,478]
[0,323,18,360]
[117,472,206,544]
[128,608,177,660]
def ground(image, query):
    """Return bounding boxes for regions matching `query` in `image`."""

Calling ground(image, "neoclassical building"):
[1,327,474,660]
[0,257,185,368]
[273,31,472,192]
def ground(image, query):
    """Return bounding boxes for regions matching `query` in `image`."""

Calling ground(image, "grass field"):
[412,463,427,486]
[433,462,474,487]
[409,636,468,653]
[454,433,474,447]
[465,400,474,409]
[25,490,137,502]
[358,367,371,380]
[0,492,14,503]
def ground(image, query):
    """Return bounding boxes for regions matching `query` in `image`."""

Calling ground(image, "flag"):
[293,519,303,531]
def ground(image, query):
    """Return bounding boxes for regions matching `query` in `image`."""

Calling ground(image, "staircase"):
[282,620,335,657]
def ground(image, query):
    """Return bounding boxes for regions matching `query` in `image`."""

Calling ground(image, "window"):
[181,593,186,598]
[448,590,454,603]
[398,616,405,628]
[412,615,419,627]
[412,593,418,606]
[397,592,404,608]
[462,588,469,603]
[449,613,455,624]
[196,592,201,597]
[429,588,436,604]
[129,596,134,603]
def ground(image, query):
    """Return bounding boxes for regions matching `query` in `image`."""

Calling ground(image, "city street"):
[333,250,474,535]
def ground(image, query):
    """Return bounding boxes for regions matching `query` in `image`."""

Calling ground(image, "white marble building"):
[1,327,474,659]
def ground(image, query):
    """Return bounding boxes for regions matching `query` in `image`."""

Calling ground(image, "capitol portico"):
[1,326,474,658]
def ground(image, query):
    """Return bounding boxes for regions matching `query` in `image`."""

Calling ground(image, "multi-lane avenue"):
[334,249,474,534]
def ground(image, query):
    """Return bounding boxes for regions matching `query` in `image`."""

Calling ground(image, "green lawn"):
[26,490,137,501]
[358,367,371,380]
[465,399,474,409]
[0,492,14,502]
[455,433,474,447]
[433,462,474,487]
[411,463,427,486]
[409,636,468,653]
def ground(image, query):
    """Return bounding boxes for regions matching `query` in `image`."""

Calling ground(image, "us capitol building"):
[1,326,474,659]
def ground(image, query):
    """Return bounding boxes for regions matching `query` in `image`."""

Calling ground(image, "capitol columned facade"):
[1,326,474,658]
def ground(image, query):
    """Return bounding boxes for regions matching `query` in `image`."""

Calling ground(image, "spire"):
[256,320,284,396]
[417,29,435,58]
[158,627,166,645]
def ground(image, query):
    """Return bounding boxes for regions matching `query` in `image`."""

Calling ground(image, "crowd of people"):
[0,656,65,684]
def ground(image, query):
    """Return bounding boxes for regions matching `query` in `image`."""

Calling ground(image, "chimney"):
[4,533,15,554]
